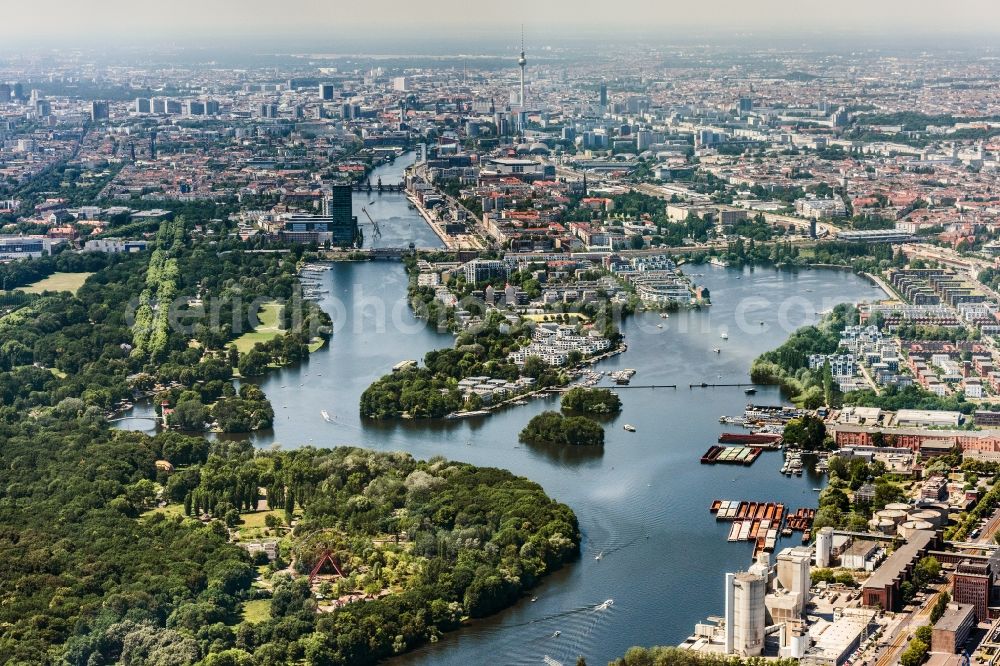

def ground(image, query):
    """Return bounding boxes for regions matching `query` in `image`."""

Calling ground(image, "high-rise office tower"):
[135,98,151,114]
[599,81,608,108]
[319,83,335,101]
[205,100,220,115]
[0,84,10,103]
[323,185,359,246]
[91,101,110,121]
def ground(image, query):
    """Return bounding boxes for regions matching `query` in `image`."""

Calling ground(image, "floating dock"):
[700,445,763,465]
[784,507,816,544]
[711,500,788,553]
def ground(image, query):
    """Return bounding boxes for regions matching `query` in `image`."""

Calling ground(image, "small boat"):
[660,313,669,319]
[320,410,333,422]
[744,387,757,395]
[596,599,614,610]
[553,631,561,638]
[812,488,822,492]
[713,348,721,353]
[624,424,636,432]
[720,333,729,340]
[656,324,663,329]
[595,551,603,561]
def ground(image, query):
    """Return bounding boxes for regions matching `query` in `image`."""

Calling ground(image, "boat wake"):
[494,601,621,666]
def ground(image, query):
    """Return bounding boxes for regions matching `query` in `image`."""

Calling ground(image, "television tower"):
[518,27,527,109]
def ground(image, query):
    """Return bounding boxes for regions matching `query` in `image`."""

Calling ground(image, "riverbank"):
[116,262,878,665]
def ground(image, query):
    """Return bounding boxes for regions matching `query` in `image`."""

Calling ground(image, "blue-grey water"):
[118,158,885,665]
[354,151,444,250]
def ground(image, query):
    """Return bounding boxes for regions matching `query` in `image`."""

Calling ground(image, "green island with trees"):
[519,411,606,447]
[360,311,571,419]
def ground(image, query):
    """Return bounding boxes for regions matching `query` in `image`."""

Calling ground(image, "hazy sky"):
[6,0,1000,44]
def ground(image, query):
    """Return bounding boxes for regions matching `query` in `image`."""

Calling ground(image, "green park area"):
[14,272,94,294]
[233,301,326,356]
[233,302,284,353]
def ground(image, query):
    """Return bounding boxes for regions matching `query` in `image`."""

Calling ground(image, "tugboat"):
[624,424,636,432]
[744,387,757,395]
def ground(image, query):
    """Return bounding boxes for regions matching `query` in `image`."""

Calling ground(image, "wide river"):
[119,158,884,665]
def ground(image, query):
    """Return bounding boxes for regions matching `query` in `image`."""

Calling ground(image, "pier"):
[689,382,756,389]
[610,384,677,389]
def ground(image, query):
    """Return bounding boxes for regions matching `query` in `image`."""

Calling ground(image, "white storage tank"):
[877,509,908,525]
[898,520,934,539]
[875,519,897,535]
[909,510,942,528]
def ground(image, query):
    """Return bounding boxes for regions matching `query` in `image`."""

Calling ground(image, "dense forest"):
[0,231,580,664]
[0,415,579,664]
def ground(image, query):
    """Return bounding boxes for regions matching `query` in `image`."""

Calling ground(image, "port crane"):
[361,207,381,239]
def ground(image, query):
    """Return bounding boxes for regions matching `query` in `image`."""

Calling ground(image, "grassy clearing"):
[240,510,283,530]
[15,272,94,295]
[241,599,271,624]
[232,302,283,353]
[141,503,188,520]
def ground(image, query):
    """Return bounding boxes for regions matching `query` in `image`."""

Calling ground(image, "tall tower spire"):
[518,25,527,109]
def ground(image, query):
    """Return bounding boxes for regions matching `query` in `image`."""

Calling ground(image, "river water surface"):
[118,157,885,664]
[251,264,880,665]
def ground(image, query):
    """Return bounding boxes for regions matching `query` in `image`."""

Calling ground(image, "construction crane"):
[361,207,381,239]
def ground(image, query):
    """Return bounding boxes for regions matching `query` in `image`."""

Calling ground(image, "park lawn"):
[142,503,188,520]
[241,599,271,624]
[240,509,284,530]
[18,272,94,294]
[232,302,283,353]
